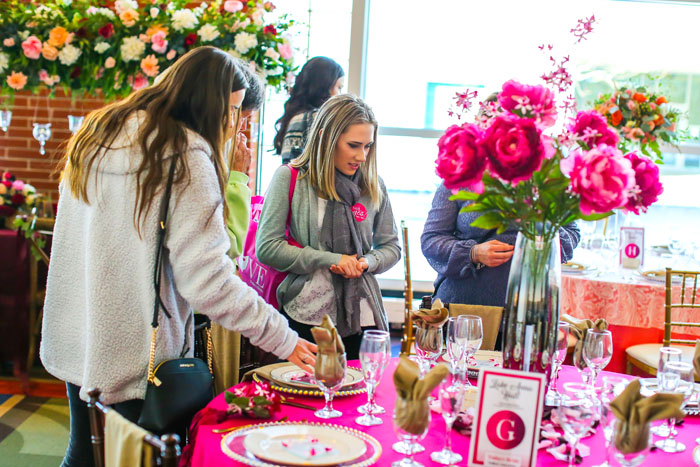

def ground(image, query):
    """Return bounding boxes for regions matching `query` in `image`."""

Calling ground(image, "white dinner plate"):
[270,364,363,390]
[243,423,367,466]
[561,262,596,275]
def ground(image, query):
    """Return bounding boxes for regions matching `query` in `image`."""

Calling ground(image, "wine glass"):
[430,372,465,465]
[393,396,430,467]
[654,360,694,453]
[0,110,11,132]
[356,333,390,426]
[32,123,52,155]
[312,352,347,419]
[357,330,391,415]
[545,321,570,406]
[608,418,651,467]
[578,220,596,249]
[582,329,613,394]
[593,376,629,467]
[650,346,682,437]
[555,382,597,467]
[67,115,84,134]
[457,315,483,386]
[446,317,467,379]
[414,323,443,377]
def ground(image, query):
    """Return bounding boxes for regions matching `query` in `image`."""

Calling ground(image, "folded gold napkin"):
[610,379,684,454]
[393,356,449,435]
[411,297,449,327]
[560,314,608,367]
[694,340,700,380]
[311,315,345,386]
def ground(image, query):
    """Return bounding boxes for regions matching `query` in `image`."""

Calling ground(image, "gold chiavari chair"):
[400,221,415,356]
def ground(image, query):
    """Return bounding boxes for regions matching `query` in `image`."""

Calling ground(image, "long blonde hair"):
[61,46,248,231]
[291,94,381,207]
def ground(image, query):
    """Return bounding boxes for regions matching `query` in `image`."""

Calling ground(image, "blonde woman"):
[257,94,400,359]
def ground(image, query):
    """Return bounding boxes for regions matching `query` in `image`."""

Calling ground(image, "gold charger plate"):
[637,269,686,284]
[562,261,595,275]
[221,421,381,467]
[270,364,364,390]
[253,371,366,398]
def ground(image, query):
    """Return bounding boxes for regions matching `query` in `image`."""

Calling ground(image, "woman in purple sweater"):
[421,183,580,310]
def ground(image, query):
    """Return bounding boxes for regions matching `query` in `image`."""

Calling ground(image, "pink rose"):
[435,123,486,192]
[561,145,635,215]
[151,31,168,54]
[498,80,557,128]
[481,115,546,184]
[129,73,148,90]
[277,42,292,61]
[626,100,636,111]
[105,57,116,68]
[3,38,15,47]
[223,0,244,12]
[12,180,24,191]
[166,49,177,60]
[21,36,42,60]
[623,152,663,214]
[568,110,619,148]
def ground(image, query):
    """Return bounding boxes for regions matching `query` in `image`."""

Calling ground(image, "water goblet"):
[593,376,629,467]
[583,329,613,395]
[456,315,482,386]
[545,321,570,406]
[446,317,467,379]
[356,332,390,426]
[0,110,11,132]
[312,352,346,419]
[654,360,694,453]
[414,323,443,377]
[357,330,391,415]
[32,123,52,155]
[67,115,84,134]
[392,397,430,467]
[430,373,465,465]
[650,346,682,437]
[555,382,597,467]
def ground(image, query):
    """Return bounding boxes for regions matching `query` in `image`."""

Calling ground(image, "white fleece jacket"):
[40,114,298,405]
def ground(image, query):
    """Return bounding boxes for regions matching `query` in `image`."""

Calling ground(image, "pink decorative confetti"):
[570,15,596,43]
[309,448,317,456]
[311,437,319,443]
[325,446,333,452]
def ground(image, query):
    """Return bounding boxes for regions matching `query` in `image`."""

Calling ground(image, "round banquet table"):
[186,359,700,466]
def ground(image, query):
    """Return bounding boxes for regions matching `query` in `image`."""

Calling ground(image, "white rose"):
[94,42,110,54]
[120,36,146,62]
[0,52,8,75]
[264,48,280,61]
[150,7,159,18]
[251,9,264,26]
[197,24,220,42]
[88,7,116,19]
[200,2,208,9]
[114,0,137,15]
[58,44,82,66]
[22,184,36,196]
[171,9,199,31]
[234,32,258,54]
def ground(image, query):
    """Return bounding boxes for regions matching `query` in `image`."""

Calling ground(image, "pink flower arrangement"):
[224,380,281,418]
[435,124,486,192]
[567,110,619,148]
[151,31,168,54]
[623,151,664,214]
[21,36,42,60]
[498,80,557,128]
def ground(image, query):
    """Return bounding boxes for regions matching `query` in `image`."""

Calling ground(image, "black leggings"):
[61,382,143,467]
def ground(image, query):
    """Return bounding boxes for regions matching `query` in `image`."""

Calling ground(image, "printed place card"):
[620,227,644,269]
[469,368,545,467]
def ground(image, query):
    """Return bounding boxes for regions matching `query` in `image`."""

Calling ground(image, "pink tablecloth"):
[187,360,700,466]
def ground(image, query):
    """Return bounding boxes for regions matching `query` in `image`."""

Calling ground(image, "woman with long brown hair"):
[40,46,316,466]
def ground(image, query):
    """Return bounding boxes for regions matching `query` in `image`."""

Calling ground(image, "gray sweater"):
[256,166,401,315]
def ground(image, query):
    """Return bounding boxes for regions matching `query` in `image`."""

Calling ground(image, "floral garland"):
[0,0,296,102]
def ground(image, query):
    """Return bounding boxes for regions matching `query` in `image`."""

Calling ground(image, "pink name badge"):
[469,368,545,467]
[351,203,367,222]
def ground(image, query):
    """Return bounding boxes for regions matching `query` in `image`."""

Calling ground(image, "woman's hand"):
[472,240,514,267]
[287,338,318,374]
[330,254,364,278]
[230,133,252,175]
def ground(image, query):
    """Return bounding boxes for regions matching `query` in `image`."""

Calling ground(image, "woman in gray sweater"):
[257,94,401,359]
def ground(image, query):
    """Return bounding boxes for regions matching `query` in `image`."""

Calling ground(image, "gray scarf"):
[320,170,387,337]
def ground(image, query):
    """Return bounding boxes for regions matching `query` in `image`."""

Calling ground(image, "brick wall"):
[0,89,258,201]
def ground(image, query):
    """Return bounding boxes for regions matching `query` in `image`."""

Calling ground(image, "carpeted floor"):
[0,394,69,466]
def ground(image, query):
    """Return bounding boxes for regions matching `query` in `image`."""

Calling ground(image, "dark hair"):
[236,59,265,111]
[273,56,344,154]
[63,46,248,231]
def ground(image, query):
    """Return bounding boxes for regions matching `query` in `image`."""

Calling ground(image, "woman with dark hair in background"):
[273,56,345,164]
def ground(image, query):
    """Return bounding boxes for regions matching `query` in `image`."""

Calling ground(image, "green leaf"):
[579,211,613,221]
[449,191,479,201]
[461,203,487,213]
[470,212,505,230]
[224,391,235,404]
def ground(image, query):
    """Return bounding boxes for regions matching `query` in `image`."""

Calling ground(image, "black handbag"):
[138,156,214,433]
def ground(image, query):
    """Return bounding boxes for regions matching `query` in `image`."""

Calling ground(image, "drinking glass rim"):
[457,314,481,321]
[663,360,693,372]
[659,346,683,355]
[362,330,390,338]
[587,329,611,336]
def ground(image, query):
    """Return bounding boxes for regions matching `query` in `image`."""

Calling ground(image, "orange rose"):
[653,114,665,127]
[146,25,169,38]
[48,26,70,47]
[120,9,139,27]
[140,54,159,77]
[7,71,28,91]
[41,43,59,61]
[611,110,623,126]
[655,96,667,105]
[632,92,647,103]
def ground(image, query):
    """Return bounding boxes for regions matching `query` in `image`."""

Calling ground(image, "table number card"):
[620,227,644,269]
[468,368,545,467]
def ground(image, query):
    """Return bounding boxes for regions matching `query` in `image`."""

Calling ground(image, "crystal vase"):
[502,228,561,388]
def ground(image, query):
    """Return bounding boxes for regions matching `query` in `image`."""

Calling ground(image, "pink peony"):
[498,80,557,128]
[129,73,148,90]
[105,57,116,68]
[277,42,292,61]
[481,115,547,184]
[623,152,663,214]
[151,31,168,54]
[560,144,635,215]
[568,110,619,148]
[21,36,42,60]
[435,123,487,192]
[223,0,244,12]
[12,180,24,192]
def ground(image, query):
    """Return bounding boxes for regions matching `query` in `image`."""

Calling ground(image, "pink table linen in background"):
[187,360,700,466]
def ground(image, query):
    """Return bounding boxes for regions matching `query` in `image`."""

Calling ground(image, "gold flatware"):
[281,400,317,411]
[212,425,245,434]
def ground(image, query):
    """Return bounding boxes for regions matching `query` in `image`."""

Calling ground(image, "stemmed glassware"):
[356,331,390,426]
[457,315,483,386]
[430,372,465,465]
[593,376,629,467]
[68,115,84,134]
[582,329,613,396]
[545,321,570,406]
[0,110,11,132]
[446,317,467,380]
[650,346,682,437]
[32,123,52,155]
[414,323,443,377]
[357,330,391,415]
[392,397,430,467]
[555,382,597,467]
[312,352,347,419]
[654,360,694,453]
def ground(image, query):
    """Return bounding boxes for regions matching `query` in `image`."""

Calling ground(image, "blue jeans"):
[61,382,143,467]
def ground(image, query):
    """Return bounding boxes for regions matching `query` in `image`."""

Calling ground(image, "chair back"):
[447,304,504,351]
[87,389,181,467]
[400,221,415,356]
[663,267,700,346]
